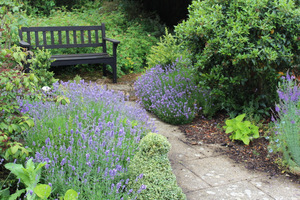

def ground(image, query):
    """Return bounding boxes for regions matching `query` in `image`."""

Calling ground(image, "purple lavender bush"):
[135,61,204,125]
[269,73,300,175]
[21,80,155,199]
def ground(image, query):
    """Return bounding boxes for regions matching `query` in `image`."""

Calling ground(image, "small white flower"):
[42,86,51,92]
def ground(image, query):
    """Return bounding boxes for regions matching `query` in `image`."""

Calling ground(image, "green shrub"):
[0,1,28,48]
[128,132,186,200]
[146,28,191,68]
[175,0,300,116]
[28,48,58,88]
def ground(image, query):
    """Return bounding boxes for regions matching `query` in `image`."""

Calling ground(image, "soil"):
[179,113,300,184]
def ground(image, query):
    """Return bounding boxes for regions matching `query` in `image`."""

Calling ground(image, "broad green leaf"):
[64,189,78,200]
[34,184,52,199]
[0,187,10,198]
[242,137,250,145]
[225,127,234,133]
[8,189,26,200]
[243,121,251,127]
[11,124,19,131]
[235,114,245,122]
[11,145,19,154]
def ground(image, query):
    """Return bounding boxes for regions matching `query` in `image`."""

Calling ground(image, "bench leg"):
[112,63,117,83]
[103,65,107,77]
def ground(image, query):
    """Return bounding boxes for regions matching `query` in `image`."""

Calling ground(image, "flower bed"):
[20,80,156,199]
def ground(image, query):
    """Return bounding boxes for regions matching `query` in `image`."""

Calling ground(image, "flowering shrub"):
[269,74,300,175]
[22,80,155,199]
[135,61,204,125]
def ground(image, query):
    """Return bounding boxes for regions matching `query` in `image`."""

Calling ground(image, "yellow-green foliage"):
[128,132,186,200]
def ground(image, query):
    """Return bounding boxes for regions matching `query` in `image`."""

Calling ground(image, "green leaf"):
[11,145,19,154]
[0,187,10,198]
[242,137,250,145]
[8,189,26,200]
[64,189,78,200]
[225,126,234,133]
[235,114,245,122]
[34,184,52,199]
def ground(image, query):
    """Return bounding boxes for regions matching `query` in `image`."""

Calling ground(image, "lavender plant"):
[269,73,300,175]
[21,80,155,199]
[135,61,204,125]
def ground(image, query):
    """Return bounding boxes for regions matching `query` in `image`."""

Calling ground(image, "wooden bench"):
[19,23,120,83]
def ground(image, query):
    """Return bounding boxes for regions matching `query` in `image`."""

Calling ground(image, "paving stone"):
[171,163,210,193]
[182,156,258,186]
[167,138,207,162]
[250,176,300,200]
[186,180,272,200]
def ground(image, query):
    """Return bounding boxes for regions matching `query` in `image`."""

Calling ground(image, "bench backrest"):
[19,23,107,52]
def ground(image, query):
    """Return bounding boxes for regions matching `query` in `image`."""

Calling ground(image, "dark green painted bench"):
[19,23,120,83]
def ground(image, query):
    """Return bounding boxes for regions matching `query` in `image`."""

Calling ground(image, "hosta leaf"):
[235,114,245,122]
[64,189,78,200]
[34,184,52,199]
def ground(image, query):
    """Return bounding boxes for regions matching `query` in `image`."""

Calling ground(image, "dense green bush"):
[146,28,191,68]
[0,0,28,49]
[23,0,97,16]
[175,0,300,116]
[128,132,186,200]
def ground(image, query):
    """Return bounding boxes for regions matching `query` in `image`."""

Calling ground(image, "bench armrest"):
[104,37,120,44]
[19,41,31,49]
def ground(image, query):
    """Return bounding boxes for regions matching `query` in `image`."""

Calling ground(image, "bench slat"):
[43,31,47,45]
[51,31,54,45]
[95,30,99,44]
[21,26,103,32]
[36,43,102,49]
[88,30,92,44]
[58,31,62,45]
[66,30,70,44]
[80,30,84,44]
[27,31,31,44]
[73,30,77,44]
[35,31,39,46]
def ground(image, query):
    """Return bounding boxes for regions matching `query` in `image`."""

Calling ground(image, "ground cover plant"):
[17,80,155,199]
[135,60,206,125]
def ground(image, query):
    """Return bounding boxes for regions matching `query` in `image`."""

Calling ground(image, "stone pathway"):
[108,83,300,200]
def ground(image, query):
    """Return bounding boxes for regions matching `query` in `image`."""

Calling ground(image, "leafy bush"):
[22,80,155,199]
[269,74,300,175]
[0,1,28,49]
[128,132,186,200]
[175,0,300,116]
[223,114,259,145]
[28,48,58,88]
[135,60,204,124]
[146,28,191,68]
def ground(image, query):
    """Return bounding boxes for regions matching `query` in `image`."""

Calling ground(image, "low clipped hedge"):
[128,132,186,200]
